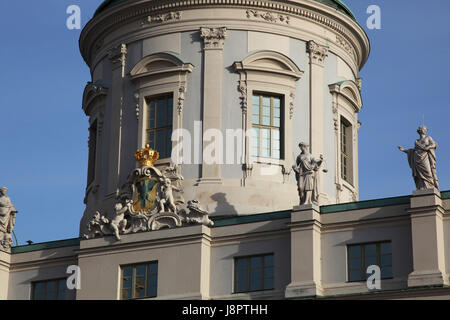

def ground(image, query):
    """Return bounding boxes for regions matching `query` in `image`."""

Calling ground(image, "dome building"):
[80,0,369,235]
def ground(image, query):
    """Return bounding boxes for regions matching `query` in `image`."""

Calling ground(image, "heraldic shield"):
[133,176,158,212]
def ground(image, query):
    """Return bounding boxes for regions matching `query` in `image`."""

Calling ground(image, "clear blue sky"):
[1,0,449,244]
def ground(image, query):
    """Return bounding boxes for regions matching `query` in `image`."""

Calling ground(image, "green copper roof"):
[94,0,356,20]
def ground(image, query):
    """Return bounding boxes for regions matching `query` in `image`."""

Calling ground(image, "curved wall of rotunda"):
[79,0,370,235]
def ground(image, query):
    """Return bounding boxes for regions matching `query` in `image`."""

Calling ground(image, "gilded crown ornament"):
[135,144,159,167]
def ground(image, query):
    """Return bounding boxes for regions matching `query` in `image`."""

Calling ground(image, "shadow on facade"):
[211,192,238,216]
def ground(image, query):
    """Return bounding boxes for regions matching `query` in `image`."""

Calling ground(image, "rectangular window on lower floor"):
[32,278,67,300]
[121,261,158,300]
[347,241,392,282]
[234,254,274,293]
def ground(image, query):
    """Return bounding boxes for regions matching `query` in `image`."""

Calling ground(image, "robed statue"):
[292,142,324,205]
[0,187,18,250]
[398,126,439,190]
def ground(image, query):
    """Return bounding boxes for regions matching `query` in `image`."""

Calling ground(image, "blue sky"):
[1,0,449,244]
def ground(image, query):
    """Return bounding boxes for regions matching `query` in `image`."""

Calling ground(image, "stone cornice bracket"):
[238,81,248,114]
[141,11,182,26]
[307,41,329,66]
[108,43,127,77]
[178,85,186,115]
[200,27,227,50]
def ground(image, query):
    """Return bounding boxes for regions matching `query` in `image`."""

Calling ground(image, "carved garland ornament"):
[140,11,182,26]
[238,81,248,114]
[246,9,290,24]
[178,85,186,115]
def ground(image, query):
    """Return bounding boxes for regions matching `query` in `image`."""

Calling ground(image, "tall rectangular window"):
[32,279,67,300]
[251,94,283,160]
[121,262,158,300]
[234,254,274,293]
[146,95,173,159]
[87,120,97,186]
[340,117,352,184]
[348,242,393,282]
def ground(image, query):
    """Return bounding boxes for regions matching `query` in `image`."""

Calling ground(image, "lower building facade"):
[1,188,450,300]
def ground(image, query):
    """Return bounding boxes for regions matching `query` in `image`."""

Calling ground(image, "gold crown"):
[135,144,159,167]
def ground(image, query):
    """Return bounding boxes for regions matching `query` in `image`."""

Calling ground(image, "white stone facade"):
[79,0,369,236]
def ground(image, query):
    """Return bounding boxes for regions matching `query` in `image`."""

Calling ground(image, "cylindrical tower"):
[79,0,370,235]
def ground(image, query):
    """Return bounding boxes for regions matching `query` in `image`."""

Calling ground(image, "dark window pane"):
[168,97,173,124]
[135,265,147,298]
[349,269,363,282]
[156,130,165,157]
[365,256,377,269]
[122,266,133,300]
[264,277,274,290]
[380,242,392,255]
[365,244,377,257]
[147,263,158,297]
[156,99,167,127]
[57,280,66,300]
[264,255,274,267]
[148,131,155,150]
[250,257,262,270]
[380,254,392,267]
[349,258,361,269]
[46,281,57,300]
[33,283,45,300]
[166,128,173,159]
[348,245,361,258]
[381,266,393,279]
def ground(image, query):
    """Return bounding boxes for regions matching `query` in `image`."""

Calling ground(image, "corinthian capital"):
[307,41,329,66]
[200,27,227,50]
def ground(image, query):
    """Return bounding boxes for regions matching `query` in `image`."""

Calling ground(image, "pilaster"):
[307,41,328,205]
[407,188,449,287]
[106,44,127,196]
[285,204,323,298]
[198,27,227,185]
[0,250,11,300]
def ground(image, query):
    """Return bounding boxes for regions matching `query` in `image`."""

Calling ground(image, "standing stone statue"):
[398,126,439,190]
[292,143,324,205]
[0,187,18,250]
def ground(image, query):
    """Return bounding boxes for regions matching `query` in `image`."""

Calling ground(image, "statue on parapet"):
[0,187,18,250]
[398,125,439,190]
[292,143,324,205]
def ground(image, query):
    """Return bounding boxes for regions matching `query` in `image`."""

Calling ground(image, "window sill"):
[233,288,274,294]
[250,157,286,166]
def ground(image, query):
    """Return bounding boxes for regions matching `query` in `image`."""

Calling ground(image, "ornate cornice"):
[80,0,369,70]
[200,27,227,50]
